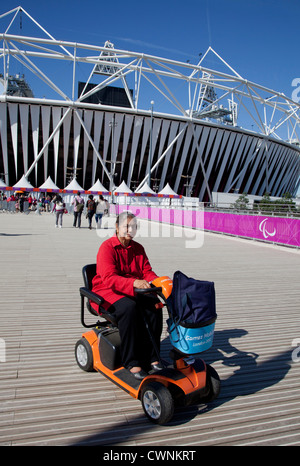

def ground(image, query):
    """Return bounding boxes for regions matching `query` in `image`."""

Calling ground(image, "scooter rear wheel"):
[141,381,174,425]
[75,338,94,372]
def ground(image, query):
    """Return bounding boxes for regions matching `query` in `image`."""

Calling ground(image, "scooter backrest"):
[82,263,97,291]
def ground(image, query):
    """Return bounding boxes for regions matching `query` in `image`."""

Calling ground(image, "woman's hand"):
[133,279,151,289]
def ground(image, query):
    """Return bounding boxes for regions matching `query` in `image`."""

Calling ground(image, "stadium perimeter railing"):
[1,200,299,248]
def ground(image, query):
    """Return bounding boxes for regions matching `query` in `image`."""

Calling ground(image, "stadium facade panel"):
[0,100,299,200]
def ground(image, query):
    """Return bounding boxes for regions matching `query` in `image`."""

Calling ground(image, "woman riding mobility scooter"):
[75,266,220,424]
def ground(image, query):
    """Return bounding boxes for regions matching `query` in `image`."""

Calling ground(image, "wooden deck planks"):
[0,211,299,446]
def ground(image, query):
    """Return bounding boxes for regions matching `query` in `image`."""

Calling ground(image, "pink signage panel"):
[113,205,300,247]
[203,212,300,247]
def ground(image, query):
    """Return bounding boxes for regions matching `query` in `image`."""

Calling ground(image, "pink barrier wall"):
[203,212,300,247]
[112,205,300,247]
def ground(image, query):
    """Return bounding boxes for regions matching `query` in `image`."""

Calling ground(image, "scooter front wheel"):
[141,381,174,425]
[202,364,221,403]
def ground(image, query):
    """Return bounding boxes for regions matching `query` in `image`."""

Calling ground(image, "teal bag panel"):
[167,318,215,354]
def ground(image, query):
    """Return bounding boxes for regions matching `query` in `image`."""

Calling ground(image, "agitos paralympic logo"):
[259,218,276,239]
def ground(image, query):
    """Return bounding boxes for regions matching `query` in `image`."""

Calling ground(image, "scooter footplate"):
[113,368,141,390]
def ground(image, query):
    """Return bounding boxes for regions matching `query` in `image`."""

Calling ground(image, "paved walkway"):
[0,210,299,446]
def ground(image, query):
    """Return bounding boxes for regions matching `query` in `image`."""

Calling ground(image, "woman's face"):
[117,217,137,241]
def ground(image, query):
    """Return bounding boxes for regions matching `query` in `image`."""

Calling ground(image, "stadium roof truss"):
[1,7,300,138]
[0,6,299,196]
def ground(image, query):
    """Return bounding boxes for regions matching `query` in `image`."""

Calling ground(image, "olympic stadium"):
[0,6,299,202]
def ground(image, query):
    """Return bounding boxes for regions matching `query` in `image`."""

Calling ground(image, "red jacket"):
[91,235,158,311]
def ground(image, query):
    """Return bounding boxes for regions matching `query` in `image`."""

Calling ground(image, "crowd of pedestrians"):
[0,192,53,212]
[71,192,109,230]
[53,191,110,229]
[0,190,110,229]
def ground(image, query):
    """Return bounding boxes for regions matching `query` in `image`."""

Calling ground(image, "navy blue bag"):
[168,270,217,326]
[166,271,217,354]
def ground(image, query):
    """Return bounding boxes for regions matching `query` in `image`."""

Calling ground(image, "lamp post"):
[131,180,140,191]
[108,114,118,200]
[148,100,154,188]
[106,161,123,203]
[181,174,194,197]
[151,177,160,193]
[66,166,82,184]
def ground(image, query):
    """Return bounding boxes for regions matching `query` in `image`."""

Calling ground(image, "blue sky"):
[2,0,300,100]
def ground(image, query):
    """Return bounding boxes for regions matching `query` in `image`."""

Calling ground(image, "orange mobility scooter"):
[75,265,220,424]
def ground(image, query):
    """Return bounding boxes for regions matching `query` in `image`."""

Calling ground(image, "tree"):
[258,192,296,215]
[274,193,296,214]
[231,193,249,210]
[258,192,273,213]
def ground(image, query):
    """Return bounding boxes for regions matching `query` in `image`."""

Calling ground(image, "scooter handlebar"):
[134,286,162,294]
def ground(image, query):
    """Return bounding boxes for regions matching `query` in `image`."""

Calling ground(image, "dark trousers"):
[87,211,94,229]
[73,211,82,227]
[108,295,163,369]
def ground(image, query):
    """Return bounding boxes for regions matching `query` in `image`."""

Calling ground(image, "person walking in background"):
[95,195,107,229]
[19,194,25,213]
[45,194,51,212]
[86,194,96,230]
[104,197,110,216]
[28,194,33,210]
[72,191,84,228]
[53,194,65,228]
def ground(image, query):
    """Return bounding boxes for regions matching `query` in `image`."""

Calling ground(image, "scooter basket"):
[167,317,216,355]
[166,271,217,354]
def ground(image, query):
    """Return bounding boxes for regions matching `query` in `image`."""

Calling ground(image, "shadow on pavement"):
[71,328,292,446]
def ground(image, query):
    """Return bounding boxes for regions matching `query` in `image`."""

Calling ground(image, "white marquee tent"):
[64,178,85,193]
[88,179,108,193]
[114,181,133,204]
[158,183,178,195]
[135,182,156,194]
[13,175,35,191]
[0,178,7,189]
[158,183,182,206]
[39,176,60,192]
[114,181,133,193]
